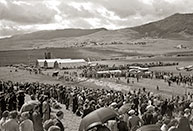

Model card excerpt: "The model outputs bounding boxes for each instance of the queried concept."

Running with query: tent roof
[37,59,86,63]
[59,59,86,64]
[37,59,61,62]
[97,70,122,74]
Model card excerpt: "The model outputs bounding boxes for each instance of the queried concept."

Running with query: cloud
[0,0,57,24]
[1,0,193,37]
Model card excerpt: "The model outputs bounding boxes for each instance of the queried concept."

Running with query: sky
[0,0,193,38]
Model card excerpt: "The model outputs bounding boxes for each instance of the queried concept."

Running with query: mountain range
[0,13,193,50]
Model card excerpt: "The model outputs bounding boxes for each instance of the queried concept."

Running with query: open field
[0,44,193,66]
[0,55,193,131]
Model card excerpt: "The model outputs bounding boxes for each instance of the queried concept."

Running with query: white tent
[36,59,46,67]
[36,59,62,68]
[97,70,122,74]
[36,58,87,68]
[59,59,87,69]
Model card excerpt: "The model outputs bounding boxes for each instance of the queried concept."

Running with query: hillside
[131,13,193,39]
[0,28,107,41]
[0,13,193,51]
[0,28,141,50]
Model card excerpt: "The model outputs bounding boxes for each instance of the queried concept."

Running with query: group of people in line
[1,78,193,131]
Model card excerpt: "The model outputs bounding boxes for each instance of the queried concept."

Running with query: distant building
[36,59,62,68]
[58,59,87,69]
[36,58,87,69]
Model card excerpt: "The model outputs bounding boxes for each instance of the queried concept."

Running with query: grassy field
[0,47,142,66]
[0,45,193,66]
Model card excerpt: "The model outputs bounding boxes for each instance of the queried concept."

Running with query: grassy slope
[132,13,193,39]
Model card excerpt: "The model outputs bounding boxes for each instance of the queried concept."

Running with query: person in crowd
[53,111,65,131]
[72,94,78,113]
[168,119,178,131]
[128,109,143,131]
[43,119,55,131]
[7,92,17,111]
[19,112,34,131]
[160,118,170,131]
[142,107,154,125]
[82,103,92,118]
[107,117,118,131]
[178,111,192,131]
[2,110,19,131]
[17,92,25,111]
[117,115,128,131]
[0,94,6,118]
[0,111,9,131]
[42,96,51,122]
[65,91,70,110]
[32,105,44,131]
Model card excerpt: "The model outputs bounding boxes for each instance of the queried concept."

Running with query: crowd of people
[0,78,193,131]
[80,63,193,87]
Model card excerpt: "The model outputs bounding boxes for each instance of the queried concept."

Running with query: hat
[43,119,55,131]
[163,118,170,125]
[128,109,135,115]
[146,105,154,112]
[119,115,124,120]
[9,111,18,119]
[56,111,63,117]
[48,126,61,131]
[2,110,9,117]
[184,108,190,113]
[21,112,30,119]
[110,102,117,106]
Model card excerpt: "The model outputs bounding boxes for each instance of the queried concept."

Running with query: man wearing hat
[48,126,61,131]
[117,115,128,131]
[178,111,191,131]
[53,111,65,131]
[42,96,51,122]
[128,109,143,131]
[142,107,154,125]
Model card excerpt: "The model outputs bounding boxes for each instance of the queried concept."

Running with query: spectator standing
[19,112,34,131]
[0,111,9,131]
[128,110,143,131]
[42,96,51,122]
[117,115,128,131]
[32,105,44,131]
[178,111,191,131]
[2,111,19,131]
[53,111,65,131]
